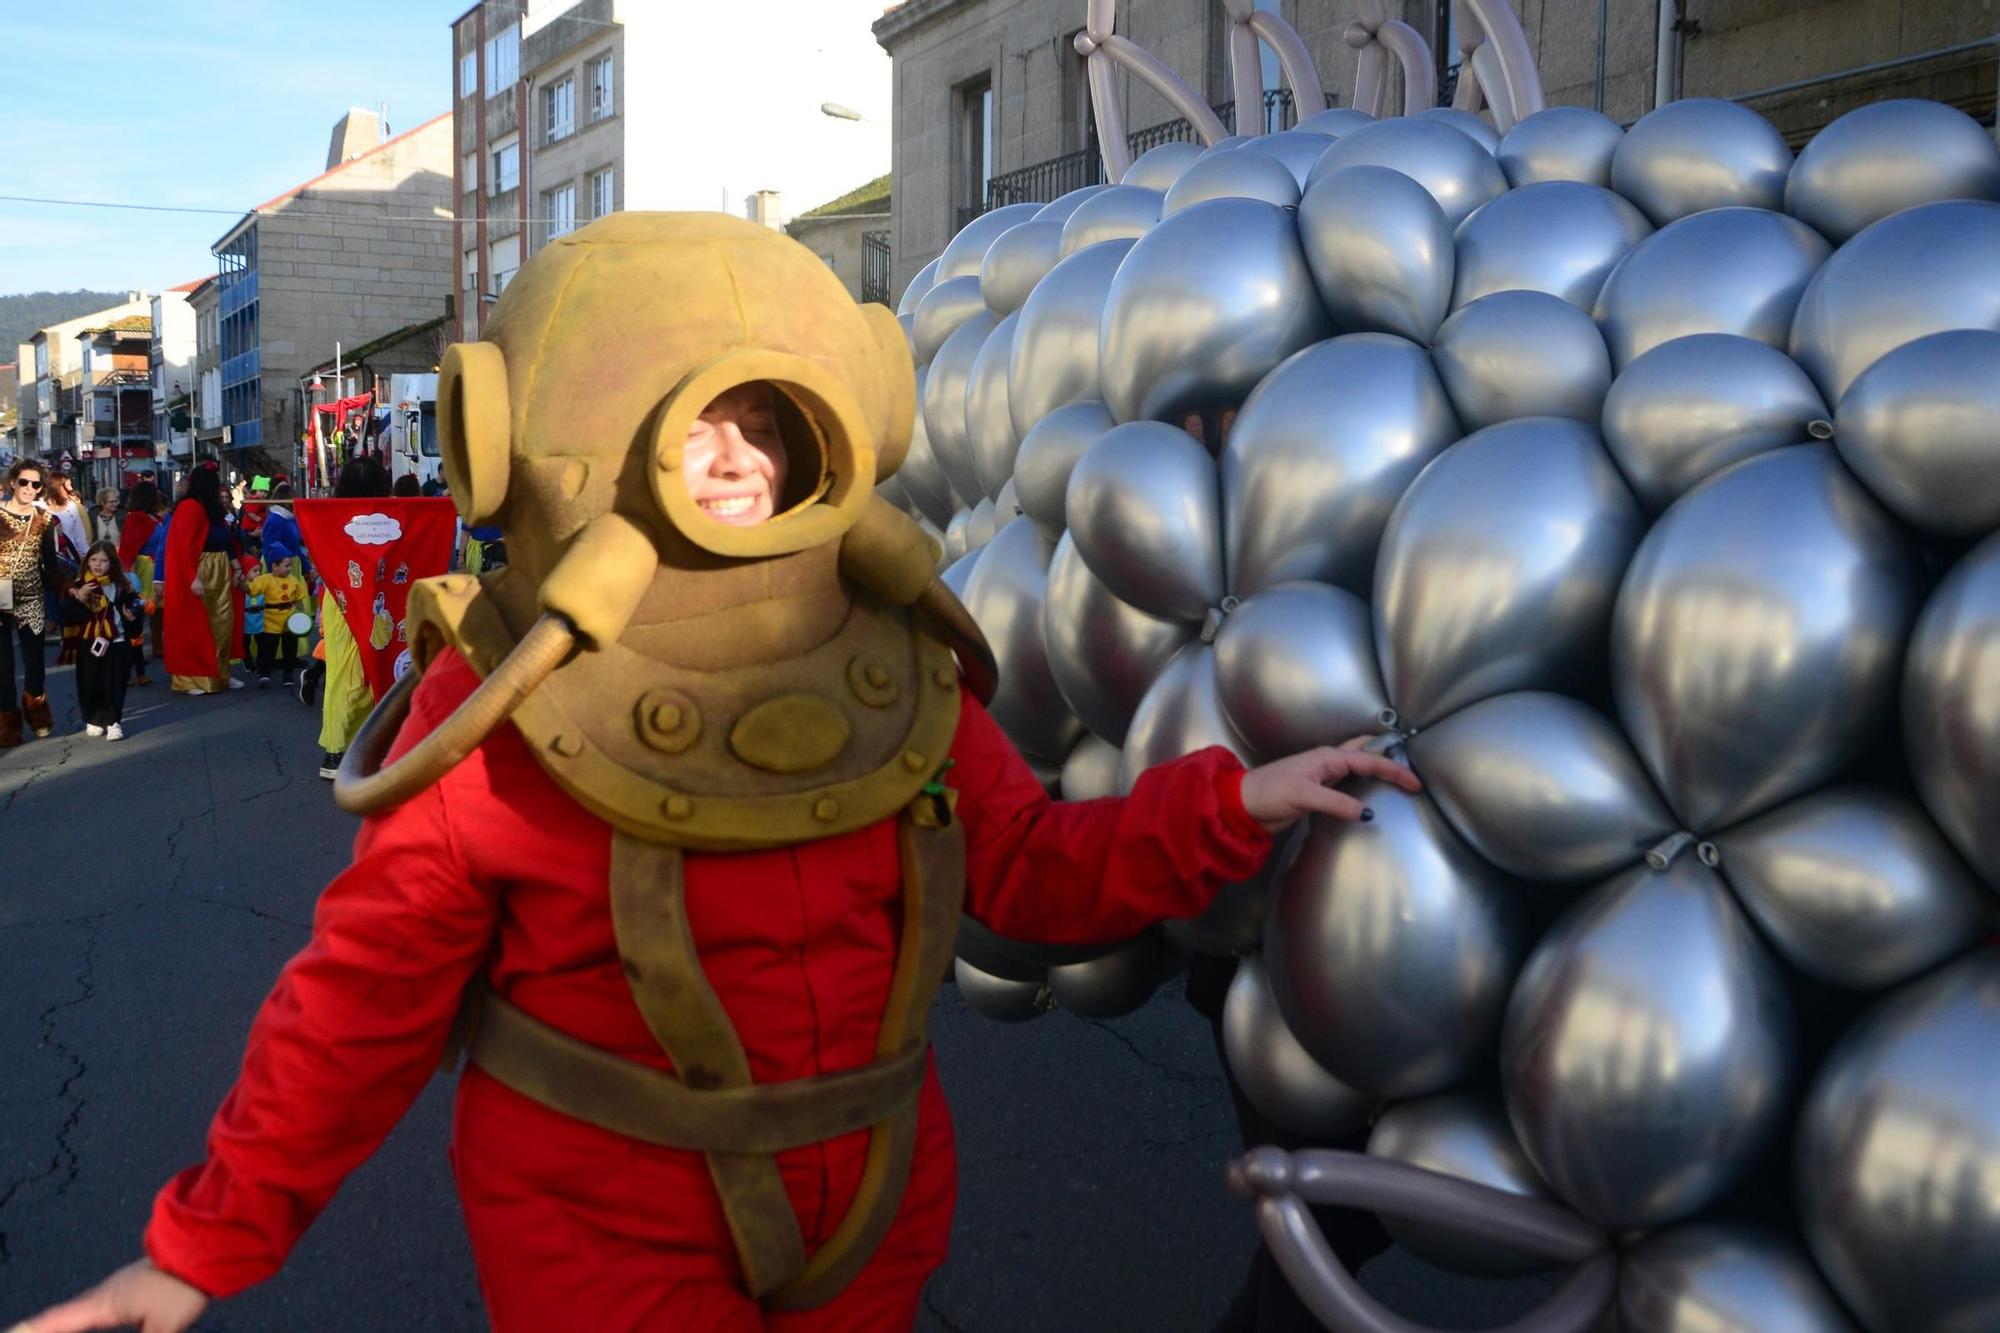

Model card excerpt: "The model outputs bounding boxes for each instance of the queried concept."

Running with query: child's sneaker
[84,723,104,737]
[320,751,344,780]
[228,677,246,690]
[105,723,124,741]
[259,675,271,689]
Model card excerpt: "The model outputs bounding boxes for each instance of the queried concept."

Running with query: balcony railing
[980,89,1308,216]
[862,229,892,304]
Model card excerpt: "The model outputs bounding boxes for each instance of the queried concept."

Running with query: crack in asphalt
[0,729,84,817]
[0,926,101,1262]
[1070,1013,1216,1089]
[181,893,314,933]
[922,1281,970,1333]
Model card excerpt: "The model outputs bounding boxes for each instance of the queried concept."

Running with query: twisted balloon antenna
[1082,0,1548,182]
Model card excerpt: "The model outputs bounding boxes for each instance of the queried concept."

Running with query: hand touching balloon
[1238,739,1423,833]
[14,1258,207,1333]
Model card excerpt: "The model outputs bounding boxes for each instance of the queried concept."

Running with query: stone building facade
[872,0,1999,297]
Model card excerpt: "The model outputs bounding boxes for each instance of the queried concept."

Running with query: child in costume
[246,552,308,688]
[64,541,141,740]
[24,215,1417,1333]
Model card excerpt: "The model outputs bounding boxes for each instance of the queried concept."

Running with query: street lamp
[820,102,863,121]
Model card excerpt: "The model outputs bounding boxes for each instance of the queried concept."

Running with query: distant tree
[0,290,130,356]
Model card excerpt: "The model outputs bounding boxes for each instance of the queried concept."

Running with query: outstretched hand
[15,1258,207,1333]
[1238,738,1423,834]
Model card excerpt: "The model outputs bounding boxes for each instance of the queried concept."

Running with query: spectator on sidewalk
[0,459,62,745]
[64,540,140,741]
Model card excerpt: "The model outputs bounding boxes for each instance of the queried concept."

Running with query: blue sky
[0,2,461,295]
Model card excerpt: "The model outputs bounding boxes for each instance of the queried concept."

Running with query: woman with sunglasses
[0,459,62,744]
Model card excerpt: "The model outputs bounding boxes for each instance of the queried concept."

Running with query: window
[956,76,994,215]
[588,52,614,122]
[490,235,520,295]
[544,77,575,143]
[545,184,577,241]
[484,24,519,90]
[459,50,478,97]
[460,150,477,192]
[490,135,519,194]
[590,166,615,219]
[462,247,479,294]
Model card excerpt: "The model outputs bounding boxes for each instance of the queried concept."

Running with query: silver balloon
[963,493,999,553]
[1451,180,1652,312]
[1237,129,1338,189]
[1610,97,1792,226]
[1058,732,1123,801]
[934,201,1044,281]
[1007,237,1135,439]
[1162,148,1301,215]
[897,365,959,528]
[1593,207,1831,369]
[1788,199,2000,403]
[1613,444,1919,832]
[1065,420,1223,621]
[921,307,998,503]
[896,255,940,317]
[954,956,1050,1023]
[979,217,1064,316]
[1600,332,1829,513]
[1013,399,1113,542]
[961,516,1082,763]
[1099,198,1330,424]
[1223,334,1460,600]
[1305,117,1508,229]
[1620,1223,1859,1333]
[1430,290,1612,430]
[1058,184,1163,258]
[964,310,1020,500]
[1835,328,2000,539]
[1047,933,1166,1019]
[1213,582,1388,763]
[1198,134,1253,158]
[1374,417,1643,729]
[1295,107,1374,139]
[1496,106,1625,188]
[1904,534,2000,889]
[1408,691,1675,884]
[1785,98,2000,245]
[1265,782,1528,1098]
[1120,140,1204,192]
[1223,956,1375,1140]
[1415,107,1500,155]
[940,514,974,575]
[895,310,915,351]
[1032,183,1111,225]
[1043,531,1195,747]
[994,476,1020,523]
[1715,785,1994,991]
[1797,951,2000,1333]
[911,272,987,365]
[1298,165,1454,344]
[1118,642,1252,792]
[1501,857,1795,1231]
[1366,1089,1557,1278]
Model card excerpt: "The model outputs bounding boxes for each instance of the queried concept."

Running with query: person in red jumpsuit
[24,274,1419,1333]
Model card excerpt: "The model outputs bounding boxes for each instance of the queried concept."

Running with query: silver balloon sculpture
[1059,732,1123,801]
[1047,932,1170,1019]
[896,255,940,317]
[964,309,1021,499]
[1043,531,1194,747]
[1065,420,1225,621]
[1414,106,1500,155]
[1119,141,1204,192]
[1212,581,1388,762]
[961,516,1083,763]
[1365,1089,1558,1277]
[1374,416,1643,728]
[1222,956,1376,1140]
[1429,290,1612,429]
[1058,183,1164,257]
[1098,197,1330,424]
[1407,691,1675,884]
[1012,399,1114,541]
[1903,533,2000,890]
[911,272,987,365]
[1032,182,1112,225]
[1304,117,1508,228]
[1833,328,2000,540]
[1238,128,1339,188]
[1797,951,2000,1333]
[1223,333,1460,600]
[1451,179,1651,312]
[1619,1223,1859,1333]
[979,217,1066,316]
[1502,855,1796,1231]
[1788,199,2000,403]
[1599,332,1830,512]
[1161,147,1302,215]
[933,201,1044,281]
[1118,641,1251,794]
[954,956,1051,1023]
[1593,206,1831,369]
[1713,784,1994,991]
[1783,98,2000,245]
[1266,781,1528,1099]
[922,305,999,502]
[1298,165,1454,345]
[897,366,959,528]
[1495,105,1623,188]
[1007,237,1135,439]
[1609,97,1793,225]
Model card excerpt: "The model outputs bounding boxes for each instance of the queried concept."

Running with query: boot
[22,692,52,738]
[0,709,21,747]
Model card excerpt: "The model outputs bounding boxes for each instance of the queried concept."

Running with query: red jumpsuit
[145,646,1272,1330]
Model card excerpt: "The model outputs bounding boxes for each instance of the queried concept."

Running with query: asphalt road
[1,648,1544,1331]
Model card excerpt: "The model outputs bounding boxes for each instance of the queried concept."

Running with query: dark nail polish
[1360,808,1375,822]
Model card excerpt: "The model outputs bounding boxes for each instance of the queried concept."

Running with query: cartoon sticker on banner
[396,617,407,644]
[369,592,393,651]
[393,563,408,585]
[392,648,414,681]
[347,560,362,589]
[375,556,387,583]
[335,589,348,614]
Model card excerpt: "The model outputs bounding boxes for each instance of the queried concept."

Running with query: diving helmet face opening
[650,352,878,560]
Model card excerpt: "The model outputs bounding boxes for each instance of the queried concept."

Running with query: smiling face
[9,469,44,506]
[683,382,790,527]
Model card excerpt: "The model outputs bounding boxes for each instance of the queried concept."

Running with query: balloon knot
[1199,595,1242,644]
[1343,20,1377,49]
[1074,31,1101,55]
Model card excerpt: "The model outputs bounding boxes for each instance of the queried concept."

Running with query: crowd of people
[0,452,490,772]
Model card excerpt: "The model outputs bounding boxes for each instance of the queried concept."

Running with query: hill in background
[0,290,131,359]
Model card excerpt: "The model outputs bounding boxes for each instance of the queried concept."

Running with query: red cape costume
[161,498,249,679]
[144,647,1269,1330]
